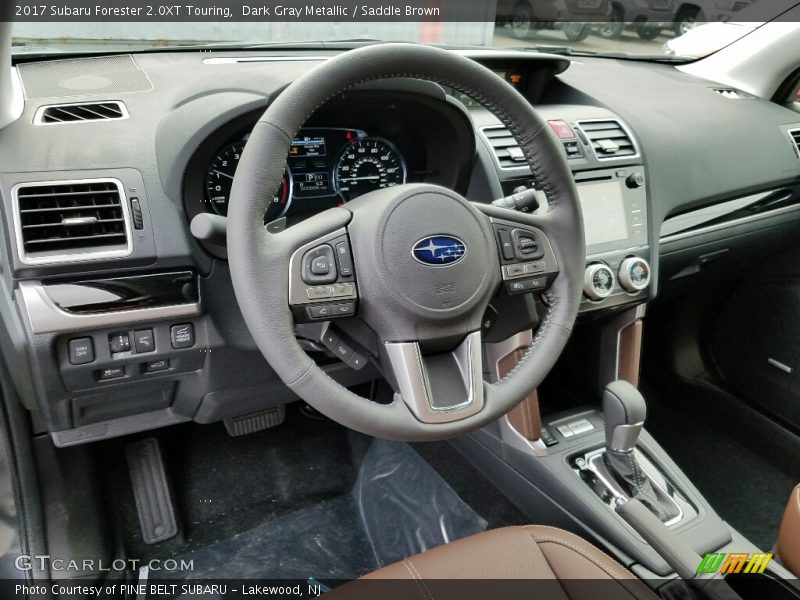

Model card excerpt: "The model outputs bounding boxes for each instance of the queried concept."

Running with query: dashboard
[2,48,800,447]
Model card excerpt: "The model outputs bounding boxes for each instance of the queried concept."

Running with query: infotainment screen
[577,180,629,246]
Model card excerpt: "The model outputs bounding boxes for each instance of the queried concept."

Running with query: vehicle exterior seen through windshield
[10,0,769,60]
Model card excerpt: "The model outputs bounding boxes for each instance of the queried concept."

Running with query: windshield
[9,0,788,60]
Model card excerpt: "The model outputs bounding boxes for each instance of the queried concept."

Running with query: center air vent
[482,126,527,169]
[34,101,128,124]
[14,179,132,264]
[577,119,638,160]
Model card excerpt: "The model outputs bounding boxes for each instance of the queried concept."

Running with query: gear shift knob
[603,380,647,452]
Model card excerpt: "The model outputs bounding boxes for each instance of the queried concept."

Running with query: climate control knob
[583,264,616,300]
[618,257,651,292]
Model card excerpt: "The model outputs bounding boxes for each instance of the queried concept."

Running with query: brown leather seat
[776,484,800,577]
[329,525,658,600]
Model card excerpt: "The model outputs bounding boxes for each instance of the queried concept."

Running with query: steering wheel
[227,43,585,441]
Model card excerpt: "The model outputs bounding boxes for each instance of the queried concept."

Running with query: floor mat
[642,376,800,550]
[156,495,376,580]
[141,434,488,579]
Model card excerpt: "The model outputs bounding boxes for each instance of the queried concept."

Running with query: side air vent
[577,119,638,160]
[789,129,800,159]
[13,179,132,264]
[34,101,128,125]
[482,126,527,169]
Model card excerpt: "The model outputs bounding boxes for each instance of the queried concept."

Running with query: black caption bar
[11,0,497,22]
[10,0,794,23]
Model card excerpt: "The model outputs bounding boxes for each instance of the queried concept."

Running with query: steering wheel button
[335,241,355,277]
[497,229,515,260]
[307,305,332,320]
[507,279,533,294]
[333,302,356,317]
[331,341,353,361]
[506,264,526,277]
[301,245,337,285]
[331,283,354,298]
[524,261,545,274]
[311,256,330,275]
[306,286,332,300]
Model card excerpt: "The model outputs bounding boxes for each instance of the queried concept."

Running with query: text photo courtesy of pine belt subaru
[2,1,800,599]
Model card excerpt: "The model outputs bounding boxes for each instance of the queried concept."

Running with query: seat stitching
[402,559,434,600]
[524,526,640,581]
[529,533,653,600]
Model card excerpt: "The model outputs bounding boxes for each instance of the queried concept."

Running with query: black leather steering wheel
[227,43,585,441]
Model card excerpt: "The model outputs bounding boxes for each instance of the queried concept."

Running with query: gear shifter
[602,380,680,523]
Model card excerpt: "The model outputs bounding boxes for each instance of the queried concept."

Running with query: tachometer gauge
[206,139,292,221]
[334,137,407,202]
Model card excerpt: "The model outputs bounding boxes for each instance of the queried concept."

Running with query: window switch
[68,338,94,365]
[109,332,131,354]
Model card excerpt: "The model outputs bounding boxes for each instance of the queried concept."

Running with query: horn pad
[346,184,499,342]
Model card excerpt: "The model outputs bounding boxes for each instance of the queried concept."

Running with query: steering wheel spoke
[384,331,484,424]
[287,226,360,323]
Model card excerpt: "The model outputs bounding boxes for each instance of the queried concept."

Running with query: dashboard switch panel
[109,332,131,354]
[69,338,94,365]
[170,324,195,349]
[134,329,155,353]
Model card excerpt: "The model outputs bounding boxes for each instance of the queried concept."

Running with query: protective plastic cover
[354,439,487,567]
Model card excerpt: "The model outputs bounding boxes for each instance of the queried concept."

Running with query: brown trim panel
[617,319,643,388]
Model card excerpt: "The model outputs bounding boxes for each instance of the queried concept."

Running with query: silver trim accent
[575,118,641,162]
[12,178,134,266]
[485,330,549,457]
[62,216,98,226]
[33,101,129,125]
[203,56,331,64]
[385,331,484,424]
[609,422,644,452]
[660,202,800,244]
[618,257,651,292]
[768,358,793,374]
[584,449,685,527]
[583,263,616,300]
[19,281,201,335]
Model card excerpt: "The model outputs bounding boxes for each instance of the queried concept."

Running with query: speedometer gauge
[334,137,406,202]
[206,139,291,221]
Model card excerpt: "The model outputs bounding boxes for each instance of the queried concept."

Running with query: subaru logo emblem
[412,235,467,266]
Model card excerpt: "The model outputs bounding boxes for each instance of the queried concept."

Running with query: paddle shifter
[602,380,680,522]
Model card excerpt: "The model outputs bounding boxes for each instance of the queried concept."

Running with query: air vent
[789,129,800,159]
[34,101,128,125]
[14,179,132,264]
[711,88,752,99]
[577,119,638,160]
[482,126,527,169]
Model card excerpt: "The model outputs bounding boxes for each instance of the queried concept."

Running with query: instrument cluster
[204,127,408,222]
